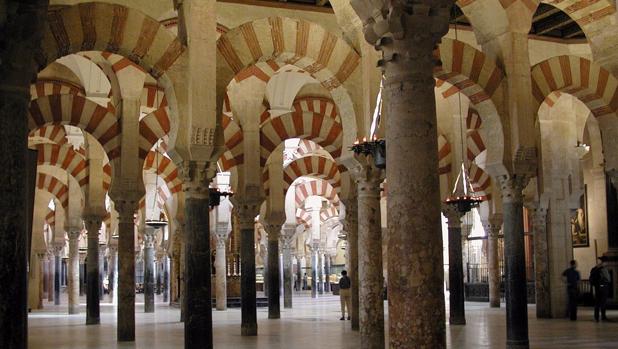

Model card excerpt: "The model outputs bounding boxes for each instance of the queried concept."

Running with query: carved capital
[232,196,262,230]
[181,160,216,200]
[83,215,104,238]
[526,202,547,234]
[441,204,464,229]
[52,242,64,256]
[350,154,384,198]
[483,214,503,238]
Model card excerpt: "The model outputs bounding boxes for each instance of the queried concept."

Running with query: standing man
[590,256,611,322]
[338,270,351,321]
[562,260,580,320]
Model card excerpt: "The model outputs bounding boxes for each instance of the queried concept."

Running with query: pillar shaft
[238,203,258,336]
[311,247,318,298]
[317,252,324,295]
[343,195,360,331]
[162,254,169,303]
[117,201,137,342]
[501,179,529,348]
[267,234,280,319]
[84,217,101,325]
[325,255,331,293]
[444,207,465,325]
[54,246,62,305]
[143,228,156,313]
[530,206,550,318]
[68,232,80,314]
[46,256,53,302]
[356,165,385,349]
[282,244,293,308]
[485,217,502,308]
[215,231,227,311]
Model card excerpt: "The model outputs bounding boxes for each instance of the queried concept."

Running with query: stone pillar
[281,225,295,308]
[68,231,80,314]
[443,206,466,325]
[46,253,53,302]
[325,254,331,293]
[529,204,550,318]
[603,173,618,302]
[499,177,530,349]
[265,224,281,319]
[143,227,156,313]
[237,199,260,336]
[215,224,229,311]
[342,194,359,331]
[79,252,86,296]
[317,251,324,295]
[182,161,215,348]
[53,243,64,306]
[483,216,502,308]
[351,2,451,346]
[108,241,118,306]
[311,244,319,298]
[84,216,102,325]
[115,199,139,342]
[98,244,106,301]
[162,252,169,303]
[353,158,385,348]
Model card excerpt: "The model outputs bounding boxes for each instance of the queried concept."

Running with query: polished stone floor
[29,292,618,348]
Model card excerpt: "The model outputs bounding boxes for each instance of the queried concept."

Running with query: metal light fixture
[209,187,233,208]
[350,136,386,169]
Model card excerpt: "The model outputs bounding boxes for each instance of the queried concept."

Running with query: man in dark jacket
[562,260,580,320]
[590,256,611,322]
[339,270,351,320]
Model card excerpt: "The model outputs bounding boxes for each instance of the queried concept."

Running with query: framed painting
[571,186,589,248]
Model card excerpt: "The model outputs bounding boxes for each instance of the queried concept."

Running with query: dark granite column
[499,177,530,349]
[342,194,359,331]
[443,206,466,325]
[529,203,550,318]
[353,158,385,348]
[162,252,169,303]
[325,255,331,293]
[311,244,319,298]
[84,216,102,325]
[317,251,324,295]
[45,254,52,302]
[483,215,502,308]
[183,161,214,348]
[68,231,81,314]
[351,2,451,346]
[0,2,48,347]
[98,244,105,301]
[143,227,156,313]
[281,225,295,308]
[265,224,281,319]
[53,243,63,305]
[115,199,139,341]
[236,198,260,336]
[603,174,618,300]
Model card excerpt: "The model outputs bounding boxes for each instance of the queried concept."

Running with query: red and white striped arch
[219,96,244,171]
[30,79,85,100]
[45,208,56,228]
[141,84,168,110]
[41,3,185,79]
[295,179,340,209]
[143,150,182,194]
[542,1,615,36]
[29,125,69,146]
[295,208,312,229]
[36,144,88,188]
[139,107,171,159]
[531,55,618,118]
[468,163,492,199]
[438,134,452,176]
[284,155,341,191]
[29,95,120,160]
[320,206,339,222]
[36,173,69,210]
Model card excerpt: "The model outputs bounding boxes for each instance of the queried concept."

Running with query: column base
[86,317,100,325]
[489,302,500,308]
[506,340,529,349]
[449,317,466,325]
[68,307,79,315]
[241,323,257,336]
[268,313,280,319]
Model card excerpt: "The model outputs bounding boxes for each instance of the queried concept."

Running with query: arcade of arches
[2,0,618,348]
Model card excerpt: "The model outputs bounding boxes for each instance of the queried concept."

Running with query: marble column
[484,216,502,308]
[342,194,360,331]
[317,251,324,295]
[443,206,466,325]
[53,243,63,306]
[325,255,331,293]
[143,227,156,313]
[79,253,86,296]
[311,244,319,298]
[162,252,169,303]
[116,199,139,342]
[266,224,281,319]
[0,2,48,346]
[237,199,260,336]
[499,177,530,349]
[46,253,53,302]
[84,216,102,325]
[108,242,118,305]
[529,204,550,318]
[215,225,229,311]
[281,226,295,308]
[351,2,451,346]
[354,159,385,348]
[98,244,106,301]
[68,231,80,314]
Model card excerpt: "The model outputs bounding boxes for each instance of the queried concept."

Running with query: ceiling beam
[535,13,574,35]
[533,6,561,23]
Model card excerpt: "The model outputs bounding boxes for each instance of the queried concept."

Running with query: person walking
[562,260,580,320]
[338,270,351,321]
[590,256,611,322]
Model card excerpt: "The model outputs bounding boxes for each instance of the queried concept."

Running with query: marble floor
[29,293,618,348]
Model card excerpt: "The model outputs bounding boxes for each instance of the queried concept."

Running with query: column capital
[52,242,64,256]
[83,215,104,237]
[180,160,217,200]
[483,214,503,238]
[349,155,384,198]
[68,230,81,240]
[232,196,262,230]
[526,202,548,233]
[441,204,464,229]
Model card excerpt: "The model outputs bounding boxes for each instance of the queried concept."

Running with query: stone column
[499,176,530,349]
[351,2,451,346]
[353,158,385,348]
[46,253,53,302]
[311,244,319,298]
[281,225,295,308]
[443,206,466,325]
[79,252,86,296]
[108,241,118,306]
[317,251,324,295]
[98,244,106,301]
[215,224,229,311]
[115,199,139,342]
[36,252,46,309]
[162,252,169,303]
[143,227,156,313]
[68,231,80,314]
[342,195,360,331]
[325,254,331,293]
[603,173,618,303]
[483,216,502,308]
[53,243,64,306]
[529,204,550,318]
[237,199,260,336]
[182,161,215,348]
[265,224,281,319]
[84,216,102,325]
